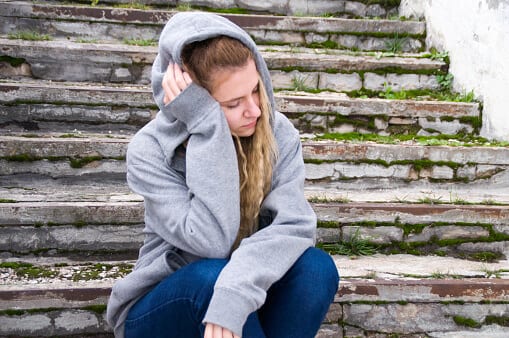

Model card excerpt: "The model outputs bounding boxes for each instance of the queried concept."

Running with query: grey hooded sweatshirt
[106,12,316,337]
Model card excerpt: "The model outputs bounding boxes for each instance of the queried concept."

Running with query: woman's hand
[162,63,193,105]
[204,323,240,338]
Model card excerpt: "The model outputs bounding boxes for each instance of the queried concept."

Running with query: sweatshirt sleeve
[127,84,241,258]
[203,113,316,336]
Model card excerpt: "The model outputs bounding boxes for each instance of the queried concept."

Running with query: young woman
[107,12,339,338]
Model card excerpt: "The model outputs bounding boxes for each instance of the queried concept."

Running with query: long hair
[181,36,278,250]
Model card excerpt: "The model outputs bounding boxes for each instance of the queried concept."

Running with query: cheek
[223,108,242,127]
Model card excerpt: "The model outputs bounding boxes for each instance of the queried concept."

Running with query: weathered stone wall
[400,0,509,141]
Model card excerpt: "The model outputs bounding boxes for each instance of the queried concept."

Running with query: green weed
[8,31,51,41]
[385,33,409,53]
[291,75,313,91]
[321,228,379,256]
[123,38,157,46]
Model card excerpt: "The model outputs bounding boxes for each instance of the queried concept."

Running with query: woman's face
[210,59,261,137]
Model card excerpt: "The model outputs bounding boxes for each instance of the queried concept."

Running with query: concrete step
[0,38,444,91]
[1,134,507,189]
[1,255,508,337]
[1,197,508,261]
[0,1,424,51]
[49,0,401,18]
[0,80,480,135]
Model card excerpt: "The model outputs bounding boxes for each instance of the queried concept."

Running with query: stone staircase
[1,1,508,337]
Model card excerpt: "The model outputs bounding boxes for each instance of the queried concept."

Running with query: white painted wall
[400,0,509,141]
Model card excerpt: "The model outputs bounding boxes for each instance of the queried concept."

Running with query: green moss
[0,55,26,67]
[307,40,339,49]
[485,315,509,327]
[73,220,88,228]
[307,196,351,203]
[468,251,503,263]
[315,132,509,148]
[208,7,249,14]
[0,309,25,316]
[317,220,339,228]
[4,154,38,162]
[69,156,103,168]
[1,262,58,279]
[0,199,17,203]
[123,38,157,46]
[8,31,52,41]
[399,223,427,236]
[453,315,481,328]
[83,304,107,314]
[459,116,482,130]
[0,262,32,269]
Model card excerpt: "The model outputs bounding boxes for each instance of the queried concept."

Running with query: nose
[244,94,261,118]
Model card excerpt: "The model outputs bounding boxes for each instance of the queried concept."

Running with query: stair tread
[1,255,508,306]
[1,200,507,224]
[0,37,443,70]
[2,134,508,204]
[0,79,478,111]
[2,1,425,34]
[1,133,507,159]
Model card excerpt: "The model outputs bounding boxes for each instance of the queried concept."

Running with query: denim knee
[293,247,340,298]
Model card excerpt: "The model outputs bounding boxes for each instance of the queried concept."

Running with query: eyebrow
[219,82,259,105]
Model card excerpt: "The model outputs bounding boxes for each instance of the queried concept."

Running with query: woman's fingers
[204,323,212,338]
[162,63,193,105]
[204,323,237,338]
[183,71,193,85]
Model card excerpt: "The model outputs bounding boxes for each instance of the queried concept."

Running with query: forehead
[211,59,259,102]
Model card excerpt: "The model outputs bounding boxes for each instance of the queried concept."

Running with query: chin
[238,129,256,137]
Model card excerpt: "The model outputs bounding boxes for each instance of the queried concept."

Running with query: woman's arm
[127,66,241,258]
[203,113,316,336]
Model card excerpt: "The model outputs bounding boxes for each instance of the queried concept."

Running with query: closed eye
[224,100,240,109]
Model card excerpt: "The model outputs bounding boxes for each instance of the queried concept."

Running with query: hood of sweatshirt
[151,12,276,120]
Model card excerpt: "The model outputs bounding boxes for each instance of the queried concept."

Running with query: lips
[243,120,257,128]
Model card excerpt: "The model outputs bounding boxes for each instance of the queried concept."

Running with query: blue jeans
[125,247,339,338]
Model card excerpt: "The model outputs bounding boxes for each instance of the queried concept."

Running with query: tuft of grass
[426,48,450,63]
[437,73,454,91]
[378,83,408,100]
[76,38,99,44]
[291,75,313,91]
[8,31,52,41]
[417,196,443,205]
[175,4,193,11]
[123,38,157,46]
[430,270,447,279]
[115,2,151,10]
[385,33,409,53]
[321,228,379,256]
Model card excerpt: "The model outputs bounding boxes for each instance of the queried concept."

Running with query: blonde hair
[182,36,277,250]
